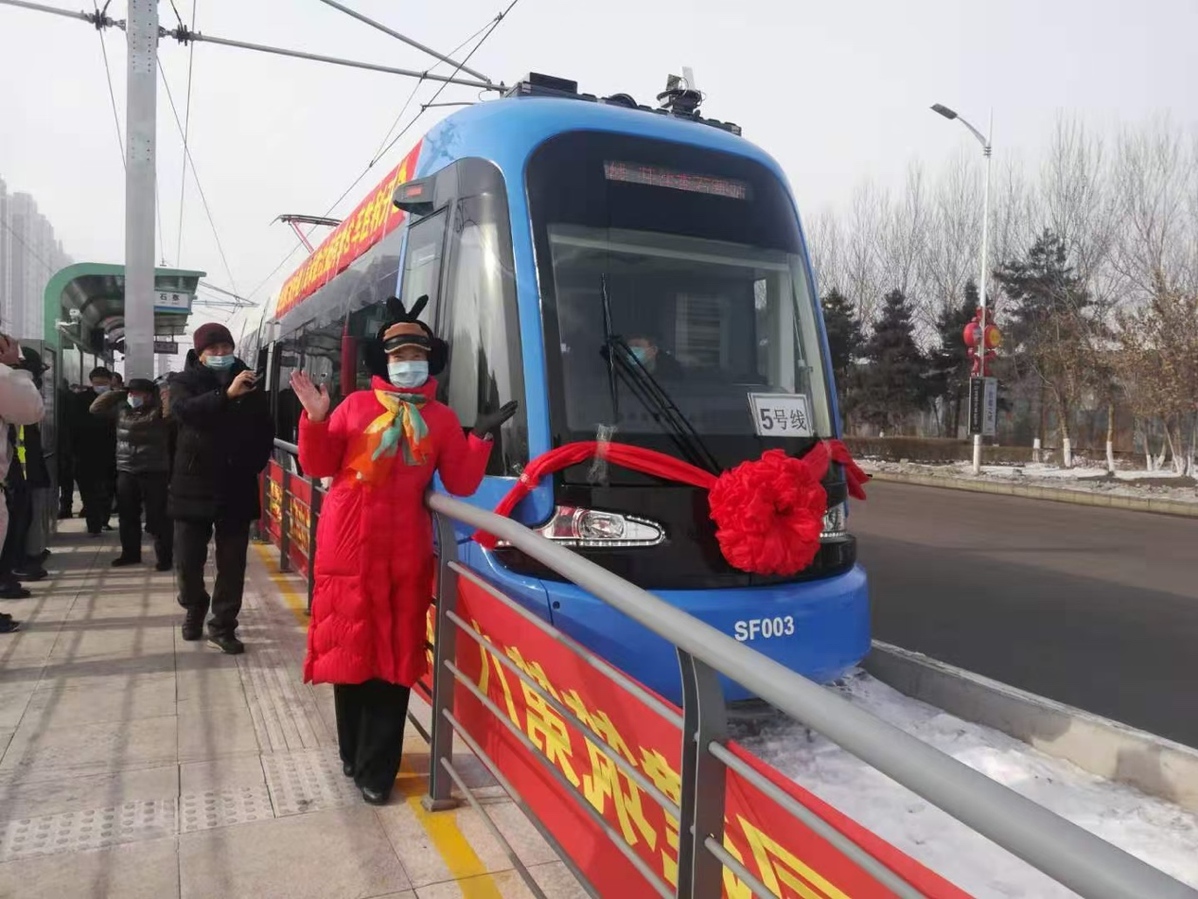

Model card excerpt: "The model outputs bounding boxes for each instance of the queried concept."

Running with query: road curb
[865,642,1198,814]
[867,470,1198,518]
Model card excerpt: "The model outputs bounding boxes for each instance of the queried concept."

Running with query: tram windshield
[527,132,834,457]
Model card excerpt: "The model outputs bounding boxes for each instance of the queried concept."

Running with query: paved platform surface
[0,520,582,899]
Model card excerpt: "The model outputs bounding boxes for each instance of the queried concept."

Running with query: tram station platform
[0,519,583,899]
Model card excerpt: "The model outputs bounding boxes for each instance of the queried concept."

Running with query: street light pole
[932,103,993,474]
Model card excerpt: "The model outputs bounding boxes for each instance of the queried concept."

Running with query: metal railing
[260,438,1197,899]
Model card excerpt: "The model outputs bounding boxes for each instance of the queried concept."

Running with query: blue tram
[241,73,870,706]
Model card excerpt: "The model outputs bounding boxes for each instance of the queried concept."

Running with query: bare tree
[1039,114,1119,307]
[807,208,846,298]
[1115,287,1198,474]
[1111,116,1194,301]
[924,149,982,325]
[842,180,890,324]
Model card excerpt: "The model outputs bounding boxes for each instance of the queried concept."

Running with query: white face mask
[388,360,429,389]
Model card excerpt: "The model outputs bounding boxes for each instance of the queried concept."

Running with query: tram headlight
[532,506,665,548]
[821,502,847,540]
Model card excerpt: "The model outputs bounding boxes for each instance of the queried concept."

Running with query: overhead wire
[173,0,198,265]
[94,0,125,170]
[157,55,239,298]
[243,9,513,302]
[372,0,520,165]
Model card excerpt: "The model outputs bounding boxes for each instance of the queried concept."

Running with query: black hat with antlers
[365,295,447,379]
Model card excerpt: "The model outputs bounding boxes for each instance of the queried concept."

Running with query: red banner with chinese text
[275,140,424,319]
[446,577,973,899]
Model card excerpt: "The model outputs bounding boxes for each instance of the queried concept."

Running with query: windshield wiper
[599,306,718,474]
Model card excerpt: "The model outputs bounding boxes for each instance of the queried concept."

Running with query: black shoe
[87,530,102,538]
[0,618,20,634]
[181,618,204,641]
[155,559,173,572]
[207,633,245,655]
[57,510,72,520]
[12,567,47,582]
[110,556,141,568]
[102,523,114,532]
[342,761,355,778]
[359,785,388,806]
[0,583,31,600]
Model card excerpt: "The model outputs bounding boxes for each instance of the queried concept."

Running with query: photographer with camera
[167,323,273,654]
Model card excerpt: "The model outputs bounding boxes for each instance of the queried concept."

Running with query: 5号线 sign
[748,393,813,437]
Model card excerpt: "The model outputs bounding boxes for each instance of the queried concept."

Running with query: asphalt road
[854,481,1198,748]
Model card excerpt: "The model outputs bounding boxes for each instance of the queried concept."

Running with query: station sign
[154,291,194,313]
[153,340,179,354]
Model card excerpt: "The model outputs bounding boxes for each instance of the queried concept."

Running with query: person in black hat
[72,366,118,535]
[290,296,518,805]
[90,376,173,570]
[167,322,273,654]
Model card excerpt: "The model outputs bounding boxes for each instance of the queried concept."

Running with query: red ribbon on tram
[474,440,869,577]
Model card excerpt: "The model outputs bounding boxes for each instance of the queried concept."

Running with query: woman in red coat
[291,297,517,805]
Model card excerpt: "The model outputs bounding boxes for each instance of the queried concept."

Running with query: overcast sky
[2,0,1196,318]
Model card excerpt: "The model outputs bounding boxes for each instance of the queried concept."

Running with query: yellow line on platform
[251,544,502,898]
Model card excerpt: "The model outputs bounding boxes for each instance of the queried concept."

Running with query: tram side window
[441,193,528,476]
[274,338,303,452]
[401,210,448,325]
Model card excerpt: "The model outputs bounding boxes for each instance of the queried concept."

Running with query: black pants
[334,680,412,795]
[174,517,251,638]
[78,471,113,534]
[58,454,75,515]
[116,472,171,564]
[0,480,30,581]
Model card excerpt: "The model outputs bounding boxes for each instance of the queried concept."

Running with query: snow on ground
[733,671,1198,898]
[860,459,1198,506]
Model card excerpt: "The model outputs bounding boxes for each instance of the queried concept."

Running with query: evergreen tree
[994,230,1099,463]
[927,280,980,437]
[858,289,929,433]
[821,289,864,385]
[820,289,865,427]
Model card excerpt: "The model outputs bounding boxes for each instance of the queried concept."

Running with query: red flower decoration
[708,449,828,576]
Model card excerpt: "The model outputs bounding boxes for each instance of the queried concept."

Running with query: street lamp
[932,102,993,474]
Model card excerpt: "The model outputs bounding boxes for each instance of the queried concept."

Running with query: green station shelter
[40,262,205,384]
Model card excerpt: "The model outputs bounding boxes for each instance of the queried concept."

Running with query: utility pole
[124,0,159,378]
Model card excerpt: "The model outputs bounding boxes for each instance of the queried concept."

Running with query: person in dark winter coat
[292,296,518,805]
[73,367,117,535]
[168,323,273,654]
[91,377,174,570]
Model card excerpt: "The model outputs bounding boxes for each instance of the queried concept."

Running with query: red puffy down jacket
[298,376,491,686]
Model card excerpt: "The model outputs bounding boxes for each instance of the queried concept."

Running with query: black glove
[472,401,519,438]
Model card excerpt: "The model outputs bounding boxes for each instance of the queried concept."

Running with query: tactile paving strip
[0,799,177,862]
[261,746,362,817]
[179,785,275,833]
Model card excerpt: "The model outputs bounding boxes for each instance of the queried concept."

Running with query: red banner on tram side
[262,463,314,578]
[275,140,424,319]
[448,576,972,899]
